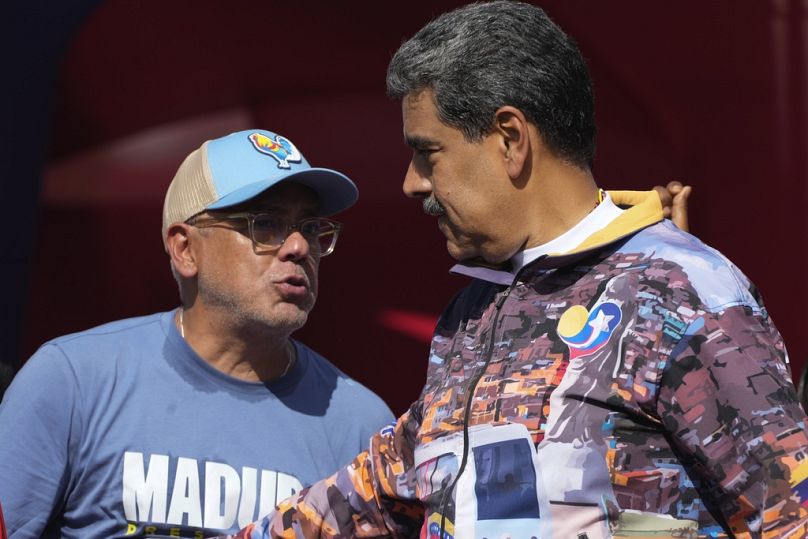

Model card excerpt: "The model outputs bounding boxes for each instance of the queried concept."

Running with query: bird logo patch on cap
[248,132,302,169]
[557,302,622,360]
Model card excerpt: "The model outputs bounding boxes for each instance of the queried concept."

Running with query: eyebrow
[404,135,438,149]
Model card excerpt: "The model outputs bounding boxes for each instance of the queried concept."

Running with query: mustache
[422,196,446,216]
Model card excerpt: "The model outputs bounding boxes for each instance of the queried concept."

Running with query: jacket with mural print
[225,191,808,539]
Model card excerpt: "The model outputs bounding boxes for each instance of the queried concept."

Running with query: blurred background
[3,0,806,414]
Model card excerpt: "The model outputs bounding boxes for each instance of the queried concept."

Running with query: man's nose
[277,230,311,261]
[402,160,432,199]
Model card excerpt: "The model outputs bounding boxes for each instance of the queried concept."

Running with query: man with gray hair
[226,2,808,538]
[0,129,393,538]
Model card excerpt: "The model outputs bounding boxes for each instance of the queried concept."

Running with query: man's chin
[259,301,313,331]
[269,312,310,334]
[448,247,489,265]
[448,241,514,267]
[446,241,473,262]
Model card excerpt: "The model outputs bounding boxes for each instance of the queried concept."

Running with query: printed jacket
[231,191,808,539]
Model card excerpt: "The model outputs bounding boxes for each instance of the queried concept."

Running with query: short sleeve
[0,344,82,538]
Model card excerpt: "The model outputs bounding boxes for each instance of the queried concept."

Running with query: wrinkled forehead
[216,182,322,216]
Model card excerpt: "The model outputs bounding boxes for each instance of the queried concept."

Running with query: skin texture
[401,89,600,264]
[164,183,321,381]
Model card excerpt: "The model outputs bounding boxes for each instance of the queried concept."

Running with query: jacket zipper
[438,285,511,538]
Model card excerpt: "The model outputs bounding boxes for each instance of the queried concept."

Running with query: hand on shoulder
[653,180,692,232]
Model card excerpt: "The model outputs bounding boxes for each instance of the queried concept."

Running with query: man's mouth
[274,275,310,297]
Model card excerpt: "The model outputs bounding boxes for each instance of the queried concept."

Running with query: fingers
[653,185,673,218]
[671,185,691,232]
[653,181,692,231]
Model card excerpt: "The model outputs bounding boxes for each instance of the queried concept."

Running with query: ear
[165,223,199,278]
[492,106,531,180]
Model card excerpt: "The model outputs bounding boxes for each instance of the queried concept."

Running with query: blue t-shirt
[0,311,394,538]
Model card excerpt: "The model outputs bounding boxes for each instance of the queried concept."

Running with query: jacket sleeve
[224,405,425,539]
[0,344,80,538]
[657,304,808,537]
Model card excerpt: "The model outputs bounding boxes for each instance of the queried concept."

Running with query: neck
[176,306,295,382]
[521,159,599,249]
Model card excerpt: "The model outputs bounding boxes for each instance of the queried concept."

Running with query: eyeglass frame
[185,211,343,257]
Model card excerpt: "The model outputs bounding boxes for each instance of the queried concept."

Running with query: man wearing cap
[0,130,394,538]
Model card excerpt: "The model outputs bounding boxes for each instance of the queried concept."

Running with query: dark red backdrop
[10,0,808,414]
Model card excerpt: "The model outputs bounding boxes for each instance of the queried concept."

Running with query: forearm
[219,411,424,538]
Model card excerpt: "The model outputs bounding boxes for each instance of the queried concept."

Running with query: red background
[7,0,807,414]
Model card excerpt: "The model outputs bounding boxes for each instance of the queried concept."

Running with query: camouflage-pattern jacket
[227,191,808,539]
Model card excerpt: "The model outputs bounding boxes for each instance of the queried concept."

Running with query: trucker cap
[162,129,358,239]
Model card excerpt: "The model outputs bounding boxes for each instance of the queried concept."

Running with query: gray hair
[387,0,596,169]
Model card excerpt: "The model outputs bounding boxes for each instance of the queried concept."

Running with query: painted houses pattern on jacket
[226,191,808,539]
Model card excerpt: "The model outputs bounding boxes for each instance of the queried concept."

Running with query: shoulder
[45,311,169,357]
[18,312,171,385]
[52,311,169,347]
[294,341,393,421]
[621,221,761,313]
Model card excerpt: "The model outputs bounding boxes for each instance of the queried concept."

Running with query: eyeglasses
[187,212,342,256]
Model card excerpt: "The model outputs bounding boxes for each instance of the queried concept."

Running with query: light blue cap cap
[162,129,358,239]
